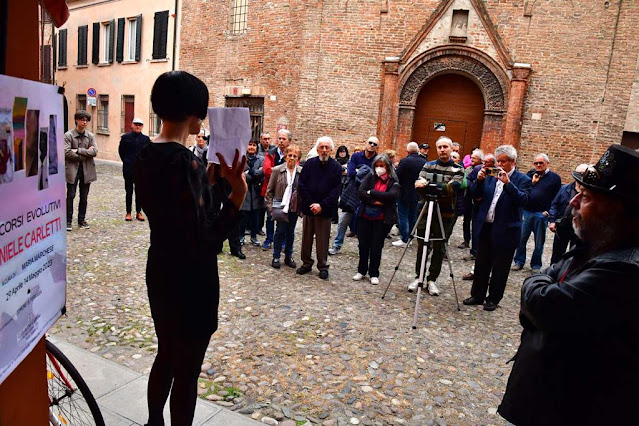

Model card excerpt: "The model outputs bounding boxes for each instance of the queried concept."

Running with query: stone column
[503,63,532,147]
[395,105,416,152]
[377,57,400,151]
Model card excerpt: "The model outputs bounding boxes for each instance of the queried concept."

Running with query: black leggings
[146,329,211,426]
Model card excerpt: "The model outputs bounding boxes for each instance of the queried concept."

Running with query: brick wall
[180,0,639,181]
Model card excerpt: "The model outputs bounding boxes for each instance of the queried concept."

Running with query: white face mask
[375,166,387,177]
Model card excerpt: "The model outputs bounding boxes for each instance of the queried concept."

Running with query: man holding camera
[463,145,531,311]
[499,144,639,425]
[512,153,561,273]
[408,136,464,295]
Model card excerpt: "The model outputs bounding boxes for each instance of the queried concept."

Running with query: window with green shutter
[152,11,169,59]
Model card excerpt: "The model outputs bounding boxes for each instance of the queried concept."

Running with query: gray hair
[472,148,485,161]
[452,142,461,149]
[535,153,550,163]
[316,135,335,150]
[436,136,452,147]
[277,129,293,141]
[371,154,397,181]
[260,131,271,138]
[406,142,419,153]
[494,145,518,163]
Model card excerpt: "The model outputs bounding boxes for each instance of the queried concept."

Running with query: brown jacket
[65,128,98,184]
[265,163,301,213]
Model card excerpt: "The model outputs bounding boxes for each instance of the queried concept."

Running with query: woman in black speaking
[134,71,247,426]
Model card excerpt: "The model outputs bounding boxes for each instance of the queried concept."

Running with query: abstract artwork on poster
[39,128,49,190]
[0,107,13,184]
[25,109,39,177]
[48,115,58,175]
[12,97,27,171]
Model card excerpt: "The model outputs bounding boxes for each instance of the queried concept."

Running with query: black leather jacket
[499,245,639,426]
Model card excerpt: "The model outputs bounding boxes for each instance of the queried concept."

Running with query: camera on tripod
[422,172,446,197]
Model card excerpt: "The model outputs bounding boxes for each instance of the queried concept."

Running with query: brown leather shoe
[462,272,474,281]
[125,213,133,221]
[136,212,145,221]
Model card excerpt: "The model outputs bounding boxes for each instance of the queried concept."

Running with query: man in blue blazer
[463,145,532,311]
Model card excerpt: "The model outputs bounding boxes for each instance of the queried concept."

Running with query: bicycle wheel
[46,339,105,426]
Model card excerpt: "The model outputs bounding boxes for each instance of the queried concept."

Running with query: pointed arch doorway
[412,73,485,160]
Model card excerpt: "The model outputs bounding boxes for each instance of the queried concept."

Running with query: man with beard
[297,136,342,280]
[499,144,639,426]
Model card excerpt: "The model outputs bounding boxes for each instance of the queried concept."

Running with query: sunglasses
[368,141,378,147]
[533,162,545,165]
[581,166,602,186]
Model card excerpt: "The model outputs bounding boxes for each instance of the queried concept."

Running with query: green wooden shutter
[152,11,169,59]
[108,19,115,63]
[116,18,125,63]
[135,14,142,61]
[92,22,100,64]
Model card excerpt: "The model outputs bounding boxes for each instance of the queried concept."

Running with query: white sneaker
[407,279,419,292]
[352,273,364,281]
[370,277,379,285]
[392,239,407,247]
[328,246,341,255]
[427,281,440,296]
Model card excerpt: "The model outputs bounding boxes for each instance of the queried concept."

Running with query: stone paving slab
[50,161,558,425]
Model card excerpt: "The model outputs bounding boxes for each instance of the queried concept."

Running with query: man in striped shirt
[408,136,465,295]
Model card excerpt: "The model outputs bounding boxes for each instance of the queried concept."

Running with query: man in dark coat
[393,141,427,247]
[296,136,342,280]
[118,117,150,221]
[499,144,639,426]
[462,145,532,311]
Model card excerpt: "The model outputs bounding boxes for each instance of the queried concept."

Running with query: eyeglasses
[368,141,378,147]
[533,162,545,166]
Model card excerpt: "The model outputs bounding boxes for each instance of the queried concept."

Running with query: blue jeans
[397,199,419,243]
[332,210,353,249]
[514,210,548,270]
[273,213,298,259]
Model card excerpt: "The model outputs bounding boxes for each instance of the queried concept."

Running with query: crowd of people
[63,71,639,426]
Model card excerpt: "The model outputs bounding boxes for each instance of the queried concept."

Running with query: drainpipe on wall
[172,0,179,70]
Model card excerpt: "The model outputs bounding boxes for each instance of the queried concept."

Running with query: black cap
[572,144,639,206]
[420,143,429,149]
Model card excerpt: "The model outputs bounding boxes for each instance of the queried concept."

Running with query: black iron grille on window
[228,0,248,35]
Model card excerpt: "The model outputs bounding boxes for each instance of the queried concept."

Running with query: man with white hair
[512,153,562,273]
[393,141,427,247]
[297,136,343,280]
[463,145,532,311]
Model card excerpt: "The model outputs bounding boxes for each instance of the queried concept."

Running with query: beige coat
[65,129,98,184]
[265,163,301,212]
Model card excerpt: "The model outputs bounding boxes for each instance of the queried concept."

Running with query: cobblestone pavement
[51,161,553,426]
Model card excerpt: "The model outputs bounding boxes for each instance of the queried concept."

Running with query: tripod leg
[435,206,460,311]
[382,201,430,299]
[412,201,434,329]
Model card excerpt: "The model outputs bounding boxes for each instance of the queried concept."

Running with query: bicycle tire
[46,339,106,426]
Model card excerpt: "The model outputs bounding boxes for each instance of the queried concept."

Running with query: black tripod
[382,195,460,329]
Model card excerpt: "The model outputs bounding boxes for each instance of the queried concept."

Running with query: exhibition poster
[0,75,66,384]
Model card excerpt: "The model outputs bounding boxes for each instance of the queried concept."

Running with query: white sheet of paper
[206,107,251,164]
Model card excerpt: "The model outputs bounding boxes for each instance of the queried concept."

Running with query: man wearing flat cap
[119,117,150,221]
[419,143,429,160]
[499,144,639,426]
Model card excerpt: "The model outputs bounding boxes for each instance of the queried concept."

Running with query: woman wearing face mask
[353,154,400,285]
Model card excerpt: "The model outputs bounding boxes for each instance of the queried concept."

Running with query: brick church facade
[179,0,639,179]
